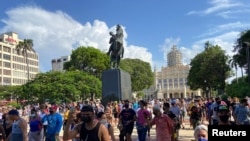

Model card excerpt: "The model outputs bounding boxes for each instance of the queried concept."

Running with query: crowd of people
[0,95,249,141]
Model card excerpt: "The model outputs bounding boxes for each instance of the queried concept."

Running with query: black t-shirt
[163,111,176,120]
[79,122,101,141]
[190,106,202,120]
[119,108,136,126]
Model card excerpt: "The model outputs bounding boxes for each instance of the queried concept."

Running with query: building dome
[167,45,182,67]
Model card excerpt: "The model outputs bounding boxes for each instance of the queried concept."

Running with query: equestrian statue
[107,24,124,69]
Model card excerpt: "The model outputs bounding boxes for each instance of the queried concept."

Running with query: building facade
[144,45,200,99]
[0,32,39,85]
[51,56,70,71]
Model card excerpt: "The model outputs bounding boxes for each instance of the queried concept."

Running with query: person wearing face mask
[193,124,208,141]
[42,105,63,141]
[28,109,43,141]
[148,106,174,141]
[97,112,116,141]
[217,103,233,125]
[63,105,110,141]
[118,100,136,141]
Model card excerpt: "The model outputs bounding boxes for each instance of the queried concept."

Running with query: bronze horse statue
[107,25,124,69]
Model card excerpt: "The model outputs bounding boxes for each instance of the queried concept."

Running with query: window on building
[3,62,11,68]
[181,93,184,98]
[3,69,11,75]
[174,78,178,83]
[164,84,167,88]
[3,46,11,53]
[3,77,11,84]
[3,54,11,60]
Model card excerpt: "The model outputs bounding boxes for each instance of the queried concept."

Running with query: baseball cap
[81,105,94,112]
[50,105,58,111]
[8,109,19,116]
[217,100,229,112]
[218,105,229,111]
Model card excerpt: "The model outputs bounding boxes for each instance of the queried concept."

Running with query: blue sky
[1,0,250,81]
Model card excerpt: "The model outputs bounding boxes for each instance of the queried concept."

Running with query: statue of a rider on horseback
[107,24,124,69]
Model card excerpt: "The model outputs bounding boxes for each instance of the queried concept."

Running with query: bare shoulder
[99,123,109,134]
[20,118,27,125]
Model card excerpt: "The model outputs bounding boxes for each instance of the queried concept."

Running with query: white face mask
[30,114,36,117]
[100,119,108,125]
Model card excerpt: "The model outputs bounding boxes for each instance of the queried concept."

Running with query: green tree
[19,71,101,103]
[0,86,21,100]
[136,91,145,99]
[120,58,154,92]
[233,30,250,77]
[16,39,35,81]
[187,42,232,95]
[229,55,239,83]
[64,47,110,78]
[225,77,250,98]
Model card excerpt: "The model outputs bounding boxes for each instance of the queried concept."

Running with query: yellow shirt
[64,110,69,120]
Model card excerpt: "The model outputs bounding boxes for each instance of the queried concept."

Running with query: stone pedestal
[101,69,132,106]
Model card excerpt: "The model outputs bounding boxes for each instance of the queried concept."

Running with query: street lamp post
[204,80,209,98]
[243,42,250,85]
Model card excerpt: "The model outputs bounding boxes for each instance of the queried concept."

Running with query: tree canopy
[233,30,250,75]
[19,71,101,104]
[64,46,110,78]
[120,58,154,92]
[187,42,232,95]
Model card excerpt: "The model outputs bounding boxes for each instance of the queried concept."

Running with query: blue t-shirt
[29,119,41,132]
[133,103,138,111]
[42,113,63,134]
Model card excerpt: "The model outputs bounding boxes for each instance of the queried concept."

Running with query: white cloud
[217,9,250,19]
[160,37,180,62]
[187,0,243,16]
[200,22,250,37]
[196,31,239,56]
[0,6,152,71]
[159,37,203,67]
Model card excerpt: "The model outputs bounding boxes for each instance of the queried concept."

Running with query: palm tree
[16,39,35,83]
[233,29,250,77]
[229,55,239,83]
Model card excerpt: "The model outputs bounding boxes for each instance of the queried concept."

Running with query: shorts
[121,125,134,135]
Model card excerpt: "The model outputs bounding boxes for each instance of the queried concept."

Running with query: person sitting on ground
[193,124,208,141]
